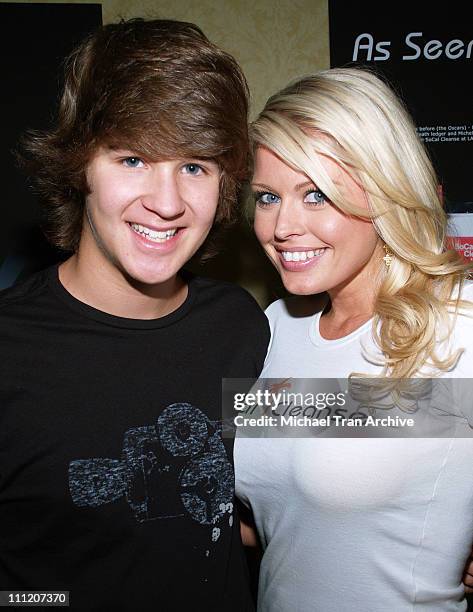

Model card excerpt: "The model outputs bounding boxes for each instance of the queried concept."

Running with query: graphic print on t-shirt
[69,403,234,536]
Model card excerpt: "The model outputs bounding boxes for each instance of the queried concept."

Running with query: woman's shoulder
[451,279,473,325]
[458,279,473,302]
[443,279,473,375]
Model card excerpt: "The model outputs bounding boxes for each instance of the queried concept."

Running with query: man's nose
[141,166,186,219]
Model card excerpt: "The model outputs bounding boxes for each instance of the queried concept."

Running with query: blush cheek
[186,182,220,226]
[306,216,344,246]
[89,181,131,216]
[314,213,374,250]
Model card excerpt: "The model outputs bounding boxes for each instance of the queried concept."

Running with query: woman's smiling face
[252,146,382,297]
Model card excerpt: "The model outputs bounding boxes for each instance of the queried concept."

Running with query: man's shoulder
[0,267,51,315]
[190,274,269,346]
[191,274,264,316]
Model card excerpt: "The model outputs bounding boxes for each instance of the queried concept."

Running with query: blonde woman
[235,68,473,611]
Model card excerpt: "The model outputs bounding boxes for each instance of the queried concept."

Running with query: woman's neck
[319,267,378,340]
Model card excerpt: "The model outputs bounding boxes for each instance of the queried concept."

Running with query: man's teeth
[281,248,325,262]
[130,223,177,242]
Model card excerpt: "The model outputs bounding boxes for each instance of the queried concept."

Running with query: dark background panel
[329,0,473,213]
[0,2,102,288]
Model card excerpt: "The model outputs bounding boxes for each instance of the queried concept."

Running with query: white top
[235,283,473,611]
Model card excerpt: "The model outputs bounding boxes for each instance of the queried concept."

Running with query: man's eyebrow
[107,146,136,152]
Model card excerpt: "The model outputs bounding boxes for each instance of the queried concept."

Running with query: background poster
[329,0,473,258]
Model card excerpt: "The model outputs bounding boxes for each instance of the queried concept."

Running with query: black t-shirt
[0,266,269,611]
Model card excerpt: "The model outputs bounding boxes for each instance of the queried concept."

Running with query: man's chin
[120,264,183,291]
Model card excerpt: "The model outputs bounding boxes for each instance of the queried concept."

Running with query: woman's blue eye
[304,189,327,206]
[183,163,203,175]
[123,157,144,168]
[255,192,281,207]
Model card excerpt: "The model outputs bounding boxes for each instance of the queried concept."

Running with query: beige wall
[7,0,329,118]
[107,0,329,120]
[3,0,330,304]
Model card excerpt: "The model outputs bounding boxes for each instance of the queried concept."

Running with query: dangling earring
[382,244,393,269]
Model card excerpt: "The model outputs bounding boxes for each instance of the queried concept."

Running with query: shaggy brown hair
[21,18,250,254]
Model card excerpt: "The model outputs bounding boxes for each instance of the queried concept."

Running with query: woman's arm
[463,546,473,593]
[237,499,261,548]
[240,516,260,547]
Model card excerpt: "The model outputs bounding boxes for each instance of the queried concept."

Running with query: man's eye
[182,163,204,175]
[122,157,145,168]
[254,192,280,207]
[304,189,327,206]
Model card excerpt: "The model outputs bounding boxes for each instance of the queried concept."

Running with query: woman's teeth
[281,248,325,262]
[130,223,177,242]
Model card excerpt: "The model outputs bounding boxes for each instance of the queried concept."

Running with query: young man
[0,19,269,611]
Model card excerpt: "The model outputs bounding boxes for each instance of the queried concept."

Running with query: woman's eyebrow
[252,180,317,191]
[294,180,314,190]
[251,182,275,191]
[251,179,336,191]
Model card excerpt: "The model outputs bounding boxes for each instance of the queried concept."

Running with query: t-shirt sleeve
[232,288,271,378]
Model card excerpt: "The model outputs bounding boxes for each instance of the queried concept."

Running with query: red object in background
[448,236,473,262]
[447,214,473,261]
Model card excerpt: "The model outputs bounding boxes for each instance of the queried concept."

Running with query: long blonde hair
[251,67,472,377]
